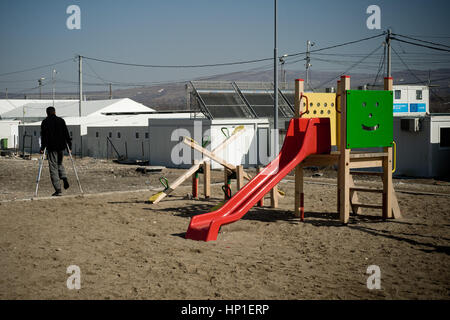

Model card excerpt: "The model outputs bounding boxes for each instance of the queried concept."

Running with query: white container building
[148,118,270,169]
[393,85,429,116]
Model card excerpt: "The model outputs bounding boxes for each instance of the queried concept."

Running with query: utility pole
[79,55,83,117]
[5,88,7,99]
[386,29,392,78]
[109,83,112,99]
[306,40,314,91]
[38,77,45,99]
[273,0,279,153]
[52,69,57,107]
[279,54,287,85]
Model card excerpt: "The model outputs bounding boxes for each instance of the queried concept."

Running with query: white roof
[0,99,73,116]
[393,85,429,90]
[1,98,154,119]
[21,112,196,128]
[87,113,200,128]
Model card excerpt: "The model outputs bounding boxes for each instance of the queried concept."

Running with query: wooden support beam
[294,78,304,216]
[294,165,304,219]
[203,160,211,199]
[350,152,389,158]
[236,165,244,191]
[350,187,383,194]
[349,160,383,169]
[336,79,342,214]
[270,185,279,208]
[349,175,362,215]
[383,76,394,219]
[339,75,351,224]
[294,78,305,118]
[350,171,383,177]
[352,203,383,209]
[382,147,393,219]
[192,160,199,199]
[183,137,253,181]
[224,168,230,201]
[257,167,264,207]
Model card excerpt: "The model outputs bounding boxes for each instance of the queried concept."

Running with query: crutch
[35,147,47,197]
[66,144,84,194]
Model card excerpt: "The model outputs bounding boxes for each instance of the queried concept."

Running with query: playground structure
[184,75,402,241]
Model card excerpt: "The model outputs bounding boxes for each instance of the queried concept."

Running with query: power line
[372,44,386,87]
[314,45,383,89]
[81,33,386,69]
[285,33,386,58]
[393,33,450,49]
[395,34,450,39]
[81,55,274,68]
[391,37,450,52]
[0,58,73,77]
[392,46,445,102]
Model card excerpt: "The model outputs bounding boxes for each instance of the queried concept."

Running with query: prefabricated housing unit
[393,114,450,178]
[148,118,271,169]
[0,120,20,149]
[393,85,429,116]
[86,113,198,160]
[17,99,154,155]
[19,116,117,155]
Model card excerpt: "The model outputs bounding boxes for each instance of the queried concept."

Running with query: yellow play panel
[300,93,337,145]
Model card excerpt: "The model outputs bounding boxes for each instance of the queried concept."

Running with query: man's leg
[47,151,62,194]
[57,151,69,189]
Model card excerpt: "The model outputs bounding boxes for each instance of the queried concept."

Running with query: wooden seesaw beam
[148,126,246,204]
[183,137,253,181]
[182,137,286,200]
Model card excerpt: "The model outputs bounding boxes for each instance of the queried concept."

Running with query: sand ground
[0,156,449,299]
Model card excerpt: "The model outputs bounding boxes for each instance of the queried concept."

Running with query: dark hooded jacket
[40,114,72,152]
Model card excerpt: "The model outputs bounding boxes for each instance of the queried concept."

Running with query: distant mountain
[10,68,450,113]
[110,68,450,113]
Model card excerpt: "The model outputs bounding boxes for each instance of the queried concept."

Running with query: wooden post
[270,186,279,208]
[294,165,304,220]
[257,167,264,207]
[203,160,211,199]
[383,77,394,219]
[339,75,351,224]
[294,78,305,118]
[236,165,244,191]
[224,167,230,200]
[336,79,341,214]
[382,146,393,219]
[294,79,305,216]
[192,160,199,199]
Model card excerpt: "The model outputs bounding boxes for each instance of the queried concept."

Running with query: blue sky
[0,0,449,94]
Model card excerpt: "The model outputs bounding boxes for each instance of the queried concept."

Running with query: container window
[145,132,149,139]
[135,132,139,139]
[108,132,112,138]
[95,132,99,138]
[395,90,401,100]
[440,127,450,148]
[416,90,422,100]
[117,132,121,139]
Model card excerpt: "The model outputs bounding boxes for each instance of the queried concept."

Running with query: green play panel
[346,90,393,149]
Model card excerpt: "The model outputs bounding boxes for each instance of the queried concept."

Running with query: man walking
[40,106,71,196]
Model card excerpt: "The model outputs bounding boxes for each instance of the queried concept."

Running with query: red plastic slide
[185,118,331,241]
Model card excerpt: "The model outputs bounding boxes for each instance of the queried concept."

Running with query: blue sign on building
[394,103,409,113]
[409,103,426,113]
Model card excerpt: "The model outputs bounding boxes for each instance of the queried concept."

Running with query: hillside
[12,68,450,113]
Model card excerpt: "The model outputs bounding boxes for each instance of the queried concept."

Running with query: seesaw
[148,126,246,204]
